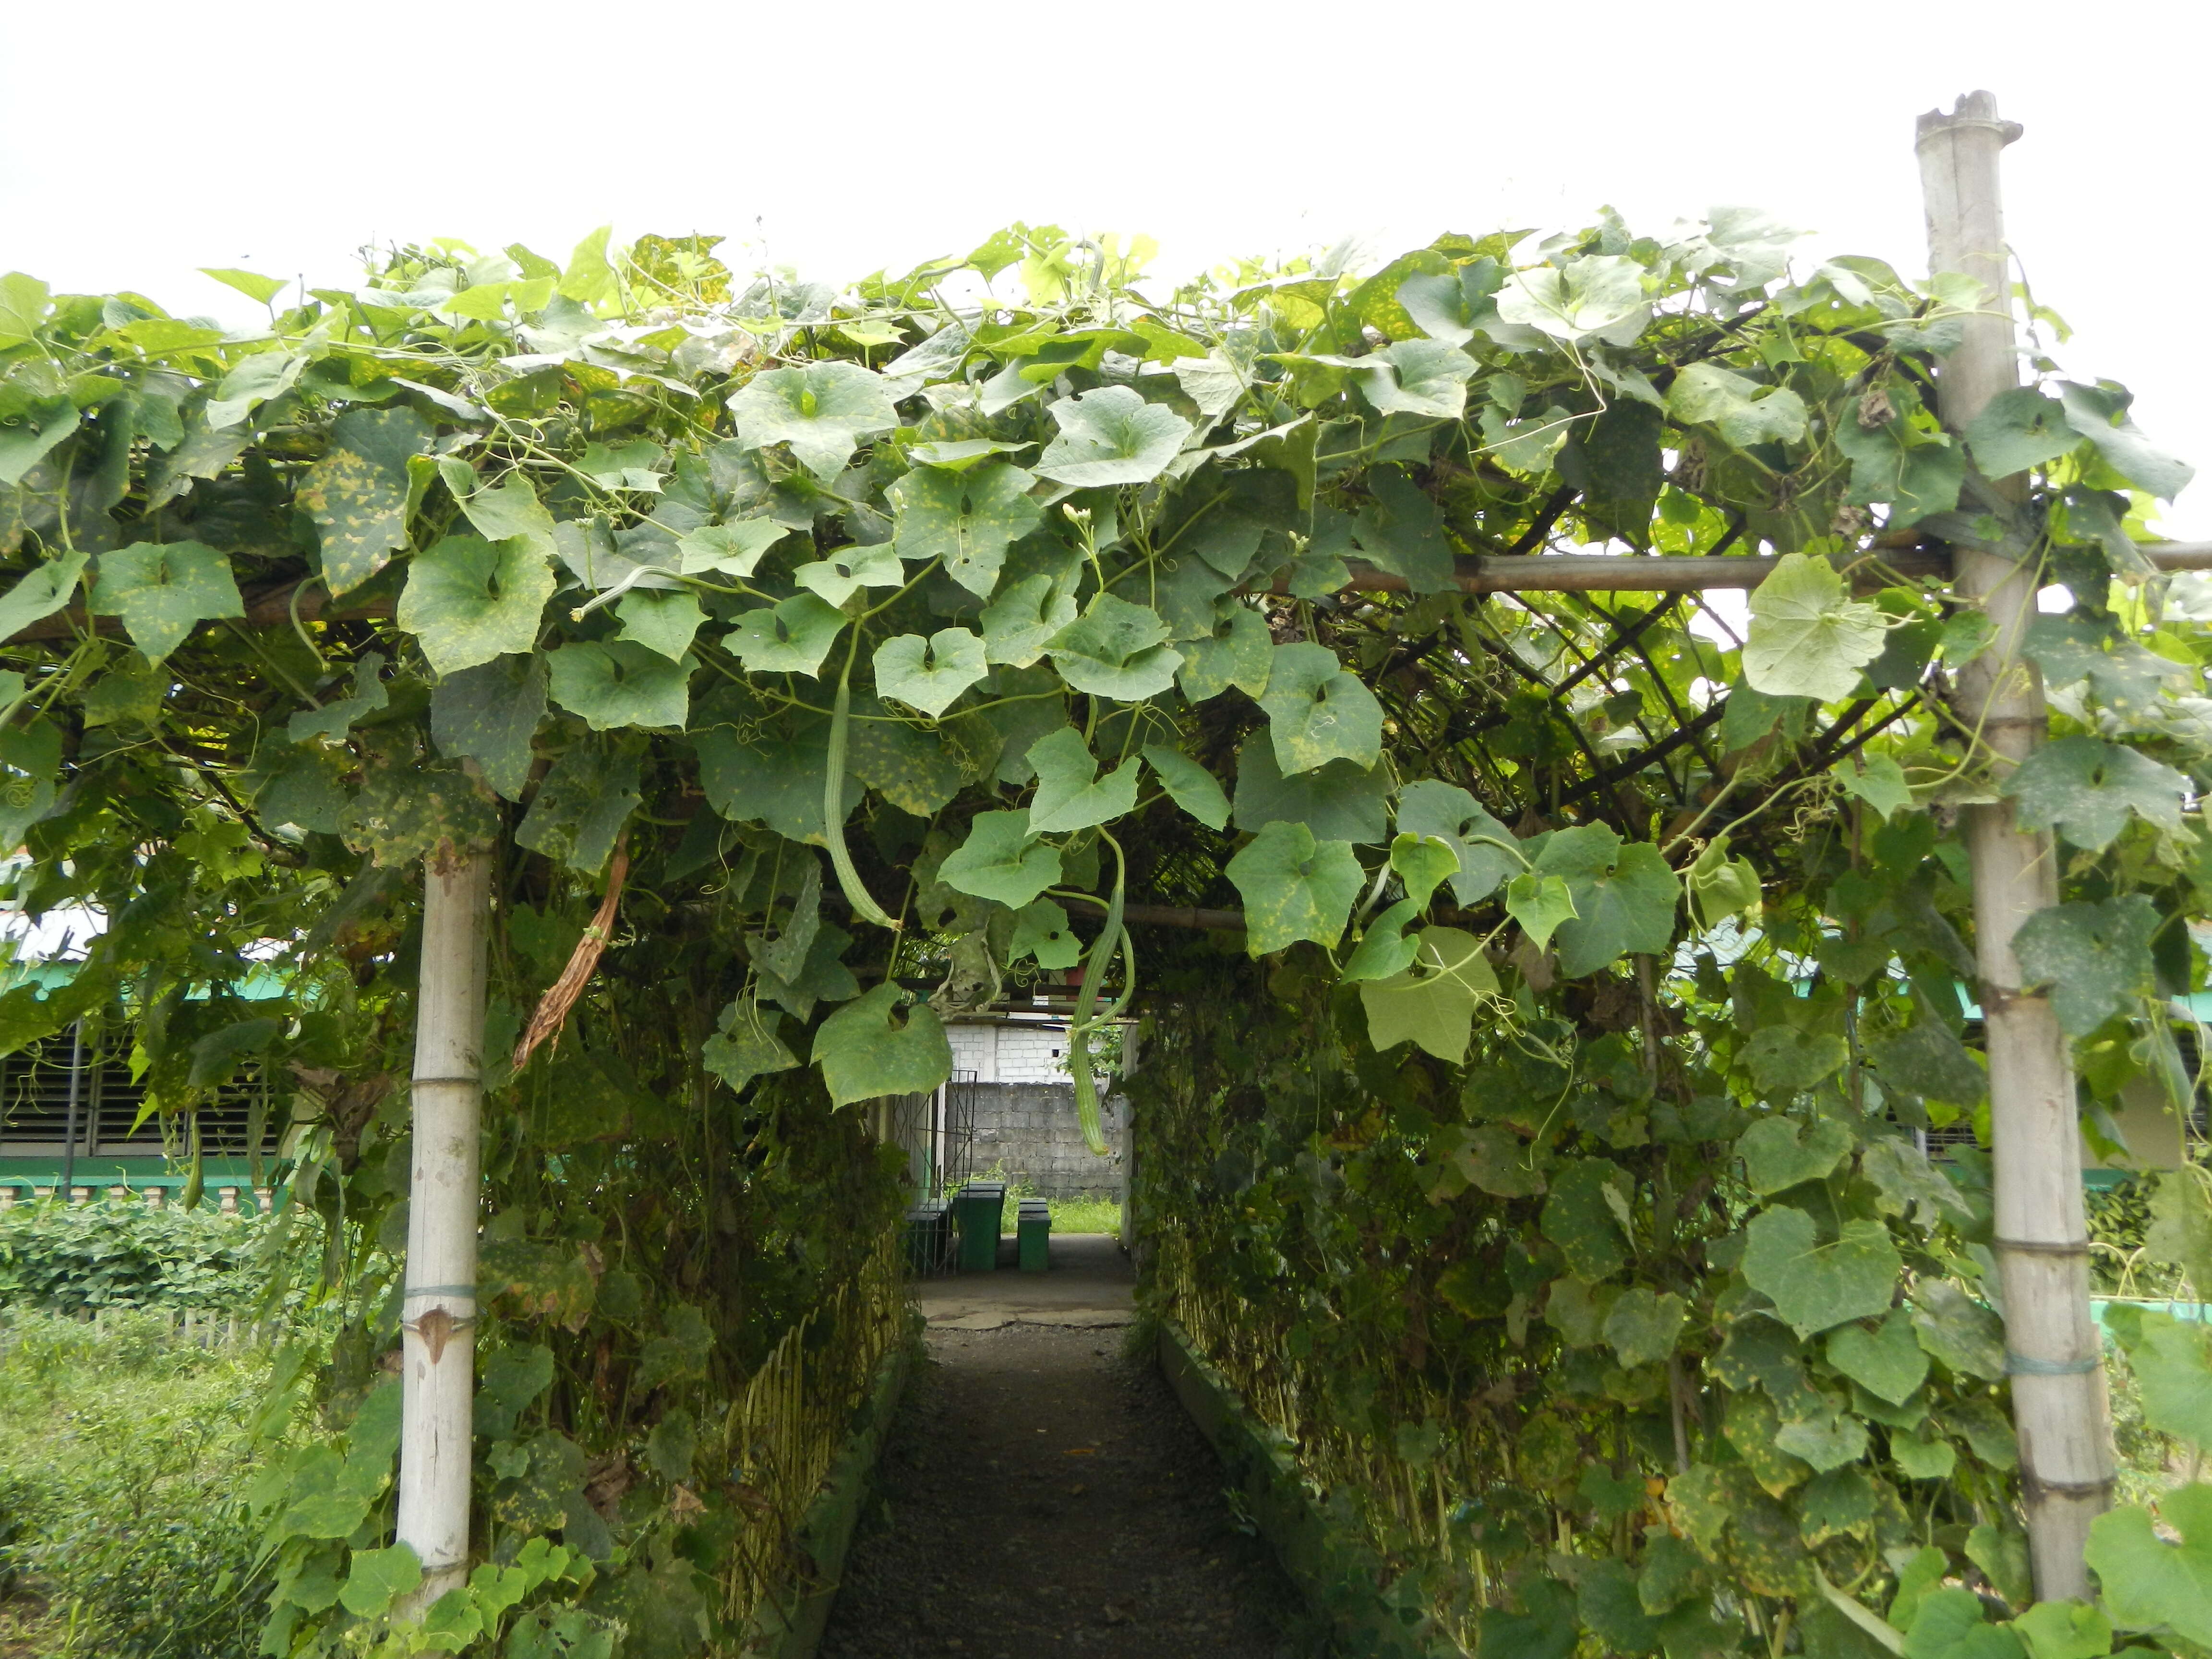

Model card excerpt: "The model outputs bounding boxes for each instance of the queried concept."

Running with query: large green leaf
[1743,553,1889,701]
[341,753,498,868]
[1232,742,1390,843]
[1911,1280,2007,1383]
[2012,894,2159,1036]
[1024,726,1140,833]
[726,593,846,677]
[1741,1029,1851,1096]
[1356,339,1477,420]
[1176,601,1273,702]
[1358,926,1497,1062]
[2086,1486,2212,1647]
[1540,1158,1631,1281]
[398,533,555,675]
[297,407,434,594]
[1035,386,1194,487]
[888,461,1042,598]
[2023,617,2189,718]
[2113,1310,2212,1448]
[2004,735,2188,852]
[546,640,691,730]
[0,550,88,641]
[725,361,900,480]
[1667,364,1808,446]
[1259,642,1383,773]
[1963,387,2081,480]
[980,572,1081,667]
[88,540,244,661]
[1604,1287,1688,1368]
[873,628,987,718]
[1010,899,1083,969]
[936,810,1062,907]
[516,734,641,874]
[1495,256,1648,344]
[0,389,78,487]
[614,589,707,662]
[1224,820,1363,954]
[811,983,952,1106]
[2057,381,2195,501]
[1736,1116,1853,1194]
[792,543,904,606]
[1741,1208,1901,1337]
[1395,780,1518,905]
[701,998,799,1095]
[1832,411,1963,528]
[1531,825,1679,978]
[1826,1309,1928,1406]
[1142,745,1230,830]
[1046,595,1181,699]
[1351,469,1455,594]
[453,470,558,556]
[428,653,545,802]
[695,720,853,846]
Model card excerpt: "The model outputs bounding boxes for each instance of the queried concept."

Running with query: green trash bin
[953,1182,1005,1272]
[1017,1199,1050,1272]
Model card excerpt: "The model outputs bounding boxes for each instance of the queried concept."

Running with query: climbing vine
[1,204,2210,1656]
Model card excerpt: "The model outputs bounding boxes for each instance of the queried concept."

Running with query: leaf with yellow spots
[298,407,434,593]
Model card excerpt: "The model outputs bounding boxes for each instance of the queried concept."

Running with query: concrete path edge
[739,1310,923,1659]
[1156,1318,1445,1659]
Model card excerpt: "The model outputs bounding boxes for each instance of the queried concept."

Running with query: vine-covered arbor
[2,91,2210,1659]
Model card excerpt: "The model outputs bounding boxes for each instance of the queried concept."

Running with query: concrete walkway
[914,1232,1136,1331]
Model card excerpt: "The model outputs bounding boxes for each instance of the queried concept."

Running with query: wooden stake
[395,845,493,1609]
[1917,88,2115,1600]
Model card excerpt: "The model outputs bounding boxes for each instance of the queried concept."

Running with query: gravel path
[818,1323,1334,1659]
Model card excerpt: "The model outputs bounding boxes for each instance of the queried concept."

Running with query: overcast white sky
[3,0,2204,533]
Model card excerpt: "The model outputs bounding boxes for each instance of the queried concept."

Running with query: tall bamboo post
[1917,89,2115,1599]
[395,846,493,1608]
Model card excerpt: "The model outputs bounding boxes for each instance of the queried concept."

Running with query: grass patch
[0,1310,272,1658]
[1044,1197,1120,1236]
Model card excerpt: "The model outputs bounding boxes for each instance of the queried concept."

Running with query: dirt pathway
[818,1322,1333,1659]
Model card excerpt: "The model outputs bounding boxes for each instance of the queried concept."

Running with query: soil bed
[818,1322,1332,1659]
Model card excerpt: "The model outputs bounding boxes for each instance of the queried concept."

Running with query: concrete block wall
[944,1019,1073,1084]
[967,1082,1125,1202]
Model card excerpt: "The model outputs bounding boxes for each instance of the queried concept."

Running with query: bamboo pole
[395,845,493,1610]
[1917,89,2114,1600]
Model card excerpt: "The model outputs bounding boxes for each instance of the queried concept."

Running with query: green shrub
[0,1201,276,1314]
[0,1310,272,1658]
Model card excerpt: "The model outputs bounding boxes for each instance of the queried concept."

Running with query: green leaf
[1532,826,1679,978]
[1036,386,1195,487]
[476,1346,555,1442]
[1833,754,1913,821]
[0,390,79,487]
[398,533,555,675]
[1902,1587,2022,1659]
[1863,1138,1975,1230]
[1604,1286,1687,1367]
[889,462,1042,598]
[614,588,707,662]
[1964,387,2081,479]
[1742,1029,1851,1095]
[557,225,617,305]
[1233,743,1390,843]
[1046,595,1181,699]
[1911,1280,2007,1382]
[1342,898,1422,983]
[0,272,51,347]
[937,810,1062,908]
[1357,339,1476,420]
[1737,1116,1853,1194]
[1025,726,1141,833]
[2145,1175,2212,1316]
[1833,411,1964,528]
[1391,831,1461,910]
[1010,899,1084,969]
[1358,926,1497,1061]
[0,550,87,641]
[1495,256,1647,344]
[1541,1158,1631,1281]
[2012,1602,2112,1659]
[1773,1408,1868,1474]
[298,408,435,594]
[678,519,787,578]
[2087,1488,2212,1646]
[1668,363,1809,446]
[2003,735,2187,852]
[2012,894,2159,1036]
[874,628,988,718]
[1142,745,1230,830]
[1176,601,1274,702]
[1506,872,1577,949]
[701,998,800,1095]
[2023,617,2189,718]
[338,1545,423,1619]
[342,756,498,868]
[1224,820,1364,954]
[695,720,853,847]
[1826,1309,1928,1406]
[726,361,900,480]
[812,983,952,1106]
[726,593,846,677]
[844,691,964,815]
[1687,833,1762,929]
[792,542,904,606]
[980,573,1081,668]
[2057,381,2195,501]
[1741,1208,1901,1337]
[1868,1020,1985,1108]
[2112,1310,2212,1446]
[1259,642,1384,773]
[547,640,691,731]
[1351,469,1456,595]
[453,470,558,556]
[88,539,244,661]
[1744,553,1889,701]
[755,922,859,1022]
[576,439,667,493]
[516,734,640,875]
[1395,780,1518,904]
[200,266,290,304]
[289,651,389,743]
